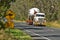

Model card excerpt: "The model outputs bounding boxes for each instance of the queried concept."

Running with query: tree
[0,0,15,29]
[10,0,60,21]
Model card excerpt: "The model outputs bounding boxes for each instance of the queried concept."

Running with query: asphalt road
[15,22,60,40]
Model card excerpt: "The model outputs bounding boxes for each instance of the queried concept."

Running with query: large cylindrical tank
[27,8,40,25]
[29,8,40,16]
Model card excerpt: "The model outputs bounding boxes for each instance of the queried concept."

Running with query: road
[15,22,60,40]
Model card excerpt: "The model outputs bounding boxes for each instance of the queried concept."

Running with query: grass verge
[0,28,32,40]
[46,21,60,28]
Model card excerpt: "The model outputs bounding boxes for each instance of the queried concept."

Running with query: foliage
[0,0,15,29]
[10,0,60,21]
[0,29,15,40]
[0,29,32,40]
[0,0,15,17]
[5,29,32,40]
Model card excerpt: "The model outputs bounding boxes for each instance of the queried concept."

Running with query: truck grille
[38,18,44,23]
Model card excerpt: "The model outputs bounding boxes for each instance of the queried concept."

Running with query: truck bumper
[33,22,46,26]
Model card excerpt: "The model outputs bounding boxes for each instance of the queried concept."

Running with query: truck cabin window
[36,14,45,17]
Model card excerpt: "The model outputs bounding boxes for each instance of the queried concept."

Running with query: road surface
[15,22,60,40]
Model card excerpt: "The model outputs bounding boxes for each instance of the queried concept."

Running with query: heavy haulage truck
[27,8,46,26]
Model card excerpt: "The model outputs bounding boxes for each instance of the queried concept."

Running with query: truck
[26,8,46,26]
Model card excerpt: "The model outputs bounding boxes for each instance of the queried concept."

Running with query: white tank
[29,8,40,16]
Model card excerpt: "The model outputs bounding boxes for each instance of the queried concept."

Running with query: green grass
[5,28,32,40]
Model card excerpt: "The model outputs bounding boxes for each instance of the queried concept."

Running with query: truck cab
[33,13,46,26]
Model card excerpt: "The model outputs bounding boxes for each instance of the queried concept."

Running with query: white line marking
[25,30,51,40]
[43,37,51,40]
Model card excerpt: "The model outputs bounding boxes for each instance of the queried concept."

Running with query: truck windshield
[36,14,45,17]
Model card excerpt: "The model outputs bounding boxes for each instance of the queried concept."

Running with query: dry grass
[0,29,32,40]
[47,21,60,28]
[0,29,15,40]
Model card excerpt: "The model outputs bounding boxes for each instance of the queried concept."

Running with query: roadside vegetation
[10,0,60,21]
[0,0,32,40]
[0,29,32,40]
[46,21,60,28]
